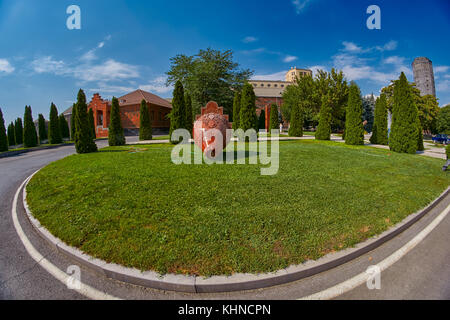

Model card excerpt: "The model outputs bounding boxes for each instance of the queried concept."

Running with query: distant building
[63,89,172,138]
[412,57,436,97]
[249,67,312,110]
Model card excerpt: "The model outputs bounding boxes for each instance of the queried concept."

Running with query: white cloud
[241,47,266,55]
[308,65,327,75]
[435,65,449,73]
[242,36,258,43]
[31,56,69,75]
[139,76,173,94]
[342,41,363,53]
[283,55,298,63]
[376,40,398,51]
[0,59,15,74]
[88,83,135,94]
[383,56,405,65]
[436,79,450,92]
[251,71,286,81]
[292,0,312,14]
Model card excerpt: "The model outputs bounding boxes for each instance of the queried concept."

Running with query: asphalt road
[0,140,449,299]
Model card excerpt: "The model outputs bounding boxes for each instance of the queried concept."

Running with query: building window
[274,84,277,87]
[267,84,271,87]
[281,84,284,88]
[260,84,264,87]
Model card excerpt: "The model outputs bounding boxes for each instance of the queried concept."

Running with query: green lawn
[26,140,449,276]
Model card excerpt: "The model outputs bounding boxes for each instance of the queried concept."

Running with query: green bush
[315,95,332,140]
[269,104,279,132]
[14,118,23,145]
[446,145,450,159]
[289,103,304,137]
[436,104,450,134]
[169,81,185,144]
[370,94,388,145]
[0,108,7,152]
[48,103,62,144]
[23,106,38,148]
[185,94,193,134]
[88,108,96,140]
[59,114,70,139]
[108,97,126,146]
[258,109,266,130]
[345,83,364,145]
[7,122,15,147]
[139,99,152,141]
[74,89,98,153]
[232,91,241,129]
[38,114,47,142]
[389,72,420,154]
[240,83,257,132]
[70,103,76,141]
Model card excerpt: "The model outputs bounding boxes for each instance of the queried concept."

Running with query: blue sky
[0,0,449,124]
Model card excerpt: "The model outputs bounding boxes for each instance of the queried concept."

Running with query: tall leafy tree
[74,89,97,153]
[14,118,23,145]
[169,80,185,144]
[139,99,152,140]
[88,108,96,140]
[239,82,257,132]
[0,108,8,152]
[389,72,420,154]
[166,48,252,116]
[70,103,76,140]
[185,93,193,134]
[23,106,38,148]
[7,122,15,147]
[417,94,440,134]
[436,104,450,134]
[289,102,304,137]
[232,91,241,129]
[38,114,47,142]
[108,97,126,146]
[345,83,364,145]
[362,94,375,133]
[315,95,332,140]
[269,104,279,131]
[48,103,62,144]
[59,114,70,139]
[370,94,388,145]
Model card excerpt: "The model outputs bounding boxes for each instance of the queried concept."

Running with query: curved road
[1,141,449,299]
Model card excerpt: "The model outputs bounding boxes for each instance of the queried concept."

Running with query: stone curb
[22,171,450,293]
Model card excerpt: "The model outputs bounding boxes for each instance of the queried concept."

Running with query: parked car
[432,134,449,144]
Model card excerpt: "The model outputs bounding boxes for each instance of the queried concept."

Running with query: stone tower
[412,57,436,97]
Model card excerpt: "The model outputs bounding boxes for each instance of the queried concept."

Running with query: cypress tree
[59,114,70,139]
[389,72,420,154]
[258,110,266,130]
[38,114,47,142]
[23,106,38,148]
[7,122,15,147]
[48,103,62,144]
[74,89,97,153]
[240,83,257,132]
[70,103,76,141]
[345,83,364,145]
[185,94,193,134]
[0,108,7,152]
[88,108,96,140]
[232,91,241,129]
[370,94,388,145]
[15,118,23,145]
[417,120,424,151]
[108,97,126,146]
[269,104,279,132]
[139,99,152,140]
[289,103,304,137]
[169,80,185,144]
[315,95,332,140]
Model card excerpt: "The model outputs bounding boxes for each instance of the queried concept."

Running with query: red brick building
[87,89,172,138]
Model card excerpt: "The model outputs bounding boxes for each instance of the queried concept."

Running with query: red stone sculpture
[193,101,231,157]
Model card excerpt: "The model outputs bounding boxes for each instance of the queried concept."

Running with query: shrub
[7,122,15,147]
[370,94,388,145]
[315,95,332,140]
[23,106,38,148]
[48,103,62,144]
[38,114,47,142]
[345,83,364,145]
[70,104,76,141]
[169,80,185,144]
[185,94,193,134]
[139,99,152,141]
[436,104,450,134]
[269,104,279,132]
[14,118,23,145]
[258,109,266,130]
[289,103,304,137]
[232,91,241,129]
[389,72,420,154]
[240,83,257,132]
[108,97,126,146]
[59,114,70,139]
[88,108,96,140]
[74,89,97,153]
[0,108,7,152]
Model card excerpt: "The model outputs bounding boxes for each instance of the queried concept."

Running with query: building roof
[118,89,172,109]
[62,106,73,116]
